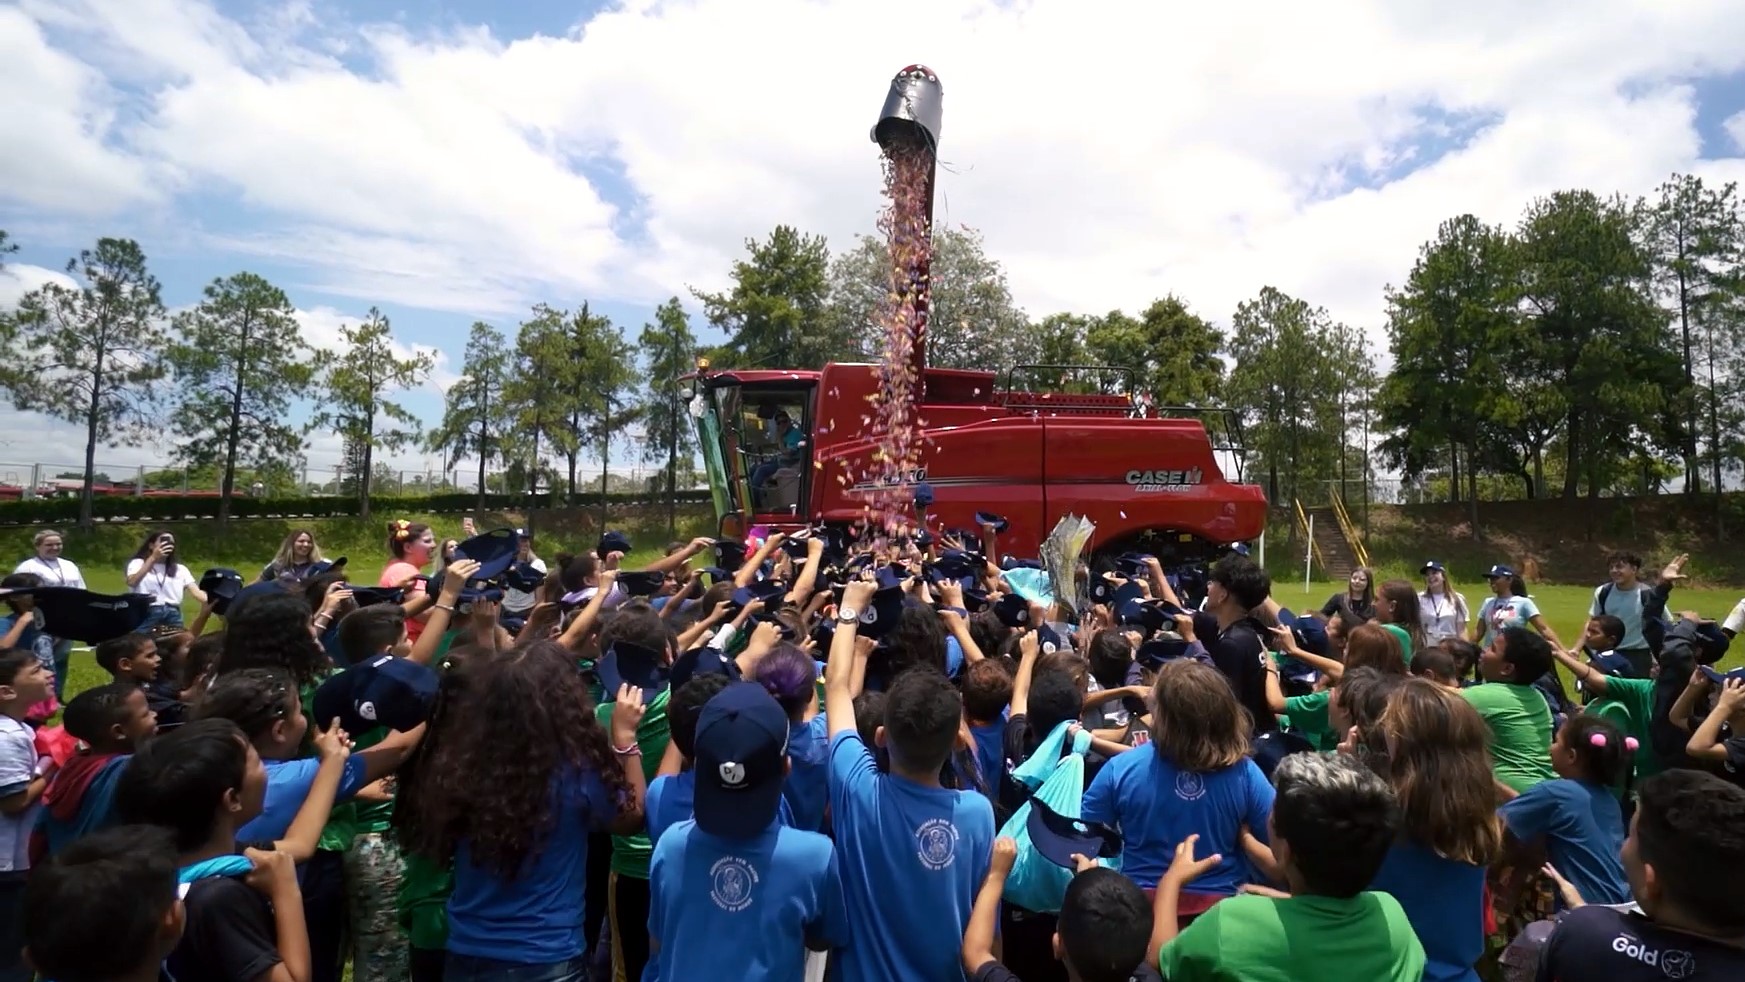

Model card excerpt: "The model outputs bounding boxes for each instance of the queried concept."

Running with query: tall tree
[695,226,847,368]
[544,304,618,500]
[505,305,575,501]
[1514,190,1684,500]
[3,239,168,527]
[825,226,1034,370]
[1224,287,1343,507]
[309,308,434,517]
[427,322,511,512]
[587,330,639,525]
[1641,174,1745,500]
[636,297,699,535]
[165,273,314,524]
[1086,296,1225,405]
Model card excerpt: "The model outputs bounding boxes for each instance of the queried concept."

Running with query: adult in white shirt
[502,529,547,623]
[1417,561,1468,646]
[123,530,207,631]
[14,529,85,700]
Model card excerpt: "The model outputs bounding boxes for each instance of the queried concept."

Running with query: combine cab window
[692,382,815,520]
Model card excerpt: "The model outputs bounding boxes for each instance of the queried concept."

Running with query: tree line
[3,170,1738,533]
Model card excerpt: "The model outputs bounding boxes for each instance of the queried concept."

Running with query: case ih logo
[1126,468,1203,493]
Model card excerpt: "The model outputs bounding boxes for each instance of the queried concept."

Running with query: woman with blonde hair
[1366,678,1502,982]
[261,528,324,582]
[1418,562,1468,645]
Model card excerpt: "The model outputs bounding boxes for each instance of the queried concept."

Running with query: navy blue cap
[1249,729,1317,780]
[1691,622,1732,665]
[993,593,1030,628]
[305,557,348,580]
[1088,575,1118,606]
[962,586,990,612]
[1120,598,1174,632]
[693,682,790,838]
[597,531,633,559]
[347,586,405,609]
[199,568,246,615]
[713,540,748,573]
[670,645,743,693]
[503,562,547,593]
[1036,624,1065,655]
[455,528,520,582]
[1588,650,1634,678]
[912,528,934,548]
[1285,612,1329,658]
[311,654,438,735]
[0,587,154,644]
[913,482,935,507]
[1421,560,1445,573]
[1000,557,1042,571]
[598,641,670,702]
[1025,797,1121,869]
[925,550,977,583]
[778,533,813,558]
[228,579,292,618]
[699,566,732,583]
[1137,638,1203,670]
[946,528,984,554]
[1114,554,1153,579]
[974,511,1008,532]
[853,585,906,639]
[617,570,666,597]
[1227,542,1252,557]
[1699,665,1745,687]
[730,579,786,611]
[1485,564,1516,580]
[875,564,910,591]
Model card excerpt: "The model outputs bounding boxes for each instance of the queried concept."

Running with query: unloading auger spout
[872,64,942,402]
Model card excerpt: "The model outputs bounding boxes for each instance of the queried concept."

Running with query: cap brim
[1025,798,1120,869]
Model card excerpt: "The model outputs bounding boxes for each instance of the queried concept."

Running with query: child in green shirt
[1462,627,1557,795]
[1151,753,1425,982]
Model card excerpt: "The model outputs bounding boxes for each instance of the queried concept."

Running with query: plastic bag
[999,727,1117,913]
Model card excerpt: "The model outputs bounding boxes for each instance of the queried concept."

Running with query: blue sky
[3,0,1744,484]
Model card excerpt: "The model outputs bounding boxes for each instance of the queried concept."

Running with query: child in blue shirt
[648,682,848,981]
[824,580,997,982]
[753,644,831,832]
[1499,714,1635,906]
[646,673,734,844]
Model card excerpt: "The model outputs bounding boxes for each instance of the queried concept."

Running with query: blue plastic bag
[999,726,1117,913]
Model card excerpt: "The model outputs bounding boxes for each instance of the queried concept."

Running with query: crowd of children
[1,520,1744,982]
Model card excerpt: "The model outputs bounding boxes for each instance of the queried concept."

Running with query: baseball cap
[305,557,349,580]
[713,540,748,573]
[1420,561,1445,574]
[198,569,246,616]
[617,570,666,597]
[913,482,935,507]
[1250,729,1318,780]
[693,682,790,838]
[347,586,406,609]
[503,562,547,594]
[311,654,438,735]
[1036,624,1065,656]
[670,645,743,693]
[1698,665,1745,687]
[1025,798,1121,869]
[1136,638,1201,670]
[993,593,1030,628]
[597,641,670,702]
[597,531,633,559]
[853,585,906,639]
[974,511,1009,532]
[455,528,520,582]
[1,587,153,644]
[1485,564,1516,580]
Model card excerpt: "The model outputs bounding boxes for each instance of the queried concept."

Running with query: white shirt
[125,559,196,607]
[0,716,40,871]
[14,556,84,590]
[503,556,548,613]
[1418,589,1468,644]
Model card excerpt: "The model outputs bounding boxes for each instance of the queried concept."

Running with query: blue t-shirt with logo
[827,730,995,982]
[237,756,371,841]
[1080,743,1274,891]
[446,765,614,963]
[1499,778,1630,905]
[782,715,830,833]
[0,614,55,674]
[1370,838,1486,982]
[648,819,848,982]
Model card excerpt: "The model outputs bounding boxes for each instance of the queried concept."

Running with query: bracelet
[435,603,456,613]
[613,743,642,757]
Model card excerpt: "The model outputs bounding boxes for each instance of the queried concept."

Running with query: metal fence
[0,460,682,500]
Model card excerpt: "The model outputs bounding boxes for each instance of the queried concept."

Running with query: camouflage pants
[345,832,411,982]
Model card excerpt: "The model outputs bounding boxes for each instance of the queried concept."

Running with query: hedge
[0,489,715,526]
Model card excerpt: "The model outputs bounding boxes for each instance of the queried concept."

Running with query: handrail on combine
[1329,494,1370,569]
[1292,499,1325,576]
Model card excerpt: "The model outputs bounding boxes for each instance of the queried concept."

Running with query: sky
[3,0,1745,486]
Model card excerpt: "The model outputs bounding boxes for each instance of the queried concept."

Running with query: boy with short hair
[1535,769,1745,979]
[1196,555,1277,735]
[0,648,52,982]
[1463,627,1558,795]
[964,839,1161,982]
[962,657,1014,800]
[34,682,157,858]
[1591,550,1660,678]
[23,824,185,982]
[825,580,997,982]
[94,633,184,724]
[1151,752,1425,981]
[648,682,849,980]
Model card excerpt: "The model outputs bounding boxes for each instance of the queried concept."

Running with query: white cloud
[290,305,462,394]
[1728,109,1745,154]
[5,0,1745,344]
[0,263,77,310]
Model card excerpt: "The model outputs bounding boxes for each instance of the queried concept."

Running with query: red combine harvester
[685,66,1266,564]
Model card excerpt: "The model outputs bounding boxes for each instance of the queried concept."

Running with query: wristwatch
[836,607,861,625]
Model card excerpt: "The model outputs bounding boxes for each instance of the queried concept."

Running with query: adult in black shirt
[1192,556,1277,735]
[1318,567,1377,623]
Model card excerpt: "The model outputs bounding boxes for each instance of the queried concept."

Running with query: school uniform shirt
[13,556,84,590]
[237,755,374,842]
[1499,778,1630,905]
[1158,892,1426,982]
[782,714,830,833]
[0,717,39,872]
[647,818,849,982]
[1589,583,1659,651]
[446,764,615,964]
[1419,590,1467,644]
[0,614,55,680]
[1460,682,1556,793]
[827,729,995,982]
[1080,742,1275,892]
[969,720,1006,798]
[125,559,196,608]
[1283,690,1338,751]
[1476,595,1541,648]
[1583,678,1660,781]
[595,692,672,883]
[645,771,796,846]
[1370,839,1487,982]
[167,874,282,982]
[1192,611,1278,736]
[1535,904,1745,981]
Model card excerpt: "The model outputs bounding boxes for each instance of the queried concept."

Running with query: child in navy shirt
[824,579,997,982]
[1500,715,1635,906]
[648,682,848,981]
[1536,769,1745,980]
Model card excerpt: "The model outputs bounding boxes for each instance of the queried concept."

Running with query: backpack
[997,724,1117,913]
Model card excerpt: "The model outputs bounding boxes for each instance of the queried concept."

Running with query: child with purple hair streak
[755,643,834,832]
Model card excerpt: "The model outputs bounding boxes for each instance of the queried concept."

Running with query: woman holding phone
[124,529,208,630]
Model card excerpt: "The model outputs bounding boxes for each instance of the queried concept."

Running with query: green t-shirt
[1460,682,1556,793]
[1159,892,1425,982]
[1380,624,1414,661]
[1283,691,1338,751]
[1586,675,1659,781]
[594,690,671,880]
[398,849,454,951]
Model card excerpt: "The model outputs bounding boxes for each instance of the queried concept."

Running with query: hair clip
[1589,733,1608,748]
